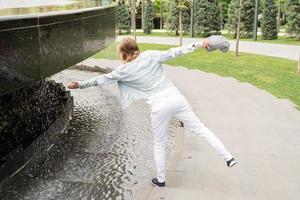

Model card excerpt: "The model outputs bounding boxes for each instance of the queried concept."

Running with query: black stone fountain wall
[0,81,73,190]
[0,5,116,96]
[0,5,117,190]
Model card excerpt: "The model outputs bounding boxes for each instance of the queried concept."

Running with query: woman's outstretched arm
[153,39,211,63]
[68,66,127,89]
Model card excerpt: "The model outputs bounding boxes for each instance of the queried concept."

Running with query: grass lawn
[93,43,300,109]
[121,32,300,46]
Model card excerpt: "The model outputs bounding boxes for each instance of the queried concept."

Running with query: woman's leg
[151,111,171,183]
[149,97,175,183]
[174,95,233,162]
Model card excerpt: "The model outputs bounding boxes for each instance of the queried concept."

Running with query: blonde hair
[117,38,140,62]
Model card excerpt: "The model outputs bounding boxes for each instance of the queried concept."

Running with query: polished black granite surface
[0,80,73,190]
[0,4,116,96]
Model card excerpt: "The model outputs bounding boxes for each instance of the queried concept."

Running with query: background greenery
[119,0,300,42]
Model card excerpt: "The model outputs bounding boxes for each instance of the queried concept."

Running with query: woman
[68,36,237,187]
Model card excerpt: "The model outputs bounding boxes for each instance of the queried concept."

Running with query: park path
[117,35,300,61]
[78,58,300,200]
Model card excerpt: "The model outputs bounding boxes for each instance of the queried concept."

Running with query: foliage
[226,0,256,38]
[167,0,190,35]
[154,0,168,15]
[144,0,155,34]
[286,0,300,40]
[220,0,232,29]
[262,0,278,39]
[118,0,131,34]
[194,0,221,36]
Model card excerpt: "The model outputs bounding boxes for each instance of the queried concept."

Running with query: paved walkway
[78,58,300,200]
[133,29,290,37]
[117,35,300,61]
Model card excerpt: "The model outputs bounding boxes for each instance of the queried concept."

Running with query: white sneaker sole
[229,160,238,167]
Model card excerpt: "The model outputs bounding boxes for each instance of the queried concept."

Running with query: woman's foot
[151,177,166,187]
[227,158,238,167]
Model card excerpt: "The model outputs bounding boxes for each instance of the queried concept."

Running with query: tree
[167,0,190,35]
[194,0,221,36]
[131,0,137,40]
[154,0,167,29]
[286,0,300,40]
[118,0,131,34]
[142,0,145,29]
[235,0,243,57]
[277,0,286,30]
[144,0,155,34]
[137,0,145,29]
[262,0,278,39]
[219,0,231,30]
[226,0,255,38]
[178,1,189,45]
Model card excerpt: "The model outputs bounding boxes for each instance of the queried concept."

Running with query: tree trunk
[253,0,259,41]
[179,10,182,46]
[160,0,163,29]
[131,0,136,40]
[141,0,144,30]
[235,0,243,57]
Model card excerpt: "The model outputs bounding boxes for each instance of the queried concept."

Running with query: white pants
[146,87,233,183]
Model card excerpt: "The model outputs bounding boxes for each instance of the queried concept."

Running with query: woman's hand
[201,38,212,49]
[67,81,79,89]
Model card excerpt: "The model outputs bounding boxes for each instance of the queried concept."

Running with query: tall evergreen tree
[167,0,190,35]
[286,0,300,40]
[144,0,155,34]
[118,0,131,34]
[226,0,239,37]
[262,0,278,39]
[194,0,221,36]
[220,0,231,29]
[226,0,255,38]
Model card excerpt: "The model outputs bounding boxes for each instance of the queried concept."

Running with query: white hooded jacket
[78,42,202,109]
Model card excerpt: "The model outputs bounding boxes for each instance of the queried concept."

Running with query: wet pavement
[0,69,177,200]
